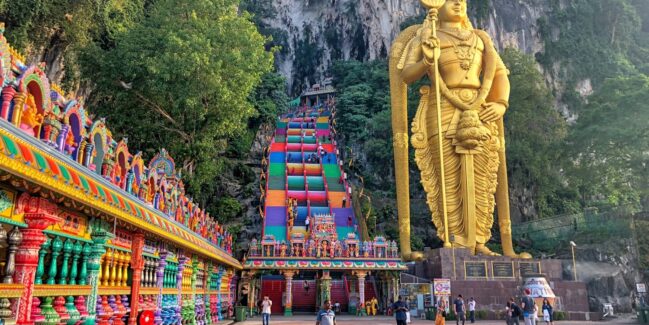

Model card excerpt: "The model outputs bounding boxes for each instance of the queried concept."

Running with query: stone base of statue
[407,247,597,320]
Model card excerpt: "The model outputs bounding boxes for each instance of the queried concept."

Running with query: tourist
[404,298,411,323]
[305,215,310,231]
[521,289,536,325]
[436,298,447,325]
[469,297,476,323]
[261,296,272,325]
[334,301,341,313]
[316,300,337,325]
[347,215,353,227]
[391,296,408,325]
[542,299,553,325]
[342,197,347,208]
[454,294,466,325]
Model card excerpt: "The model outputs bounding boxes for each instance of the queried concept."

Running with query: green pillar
[59,238,73,284]
[35,237,51,285]
[85,219,114,325]
[47,236,63,284]
[320,271,332,307]
[69,241,83,285]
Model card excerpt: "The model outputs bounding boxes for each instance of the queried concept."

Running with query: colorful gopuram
[243,84,406,316]
[0,25,239,324]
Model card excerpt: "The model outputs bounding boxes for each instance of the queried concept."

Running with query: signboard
[638,283,647,293]
[433,278,451,296]
[465,261,487,278]
[519,262,541,276]
[492,262,515,278]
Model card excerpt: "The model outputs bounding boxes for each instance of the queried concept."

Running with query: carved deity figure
[390,0,530,259]
[20,94,43,136]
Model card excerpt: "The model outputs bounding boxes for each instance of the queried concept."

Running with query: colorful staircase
[263,107,357,243]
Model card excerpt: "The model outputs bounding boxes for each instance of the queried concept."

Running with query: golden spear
[420,0,451,248]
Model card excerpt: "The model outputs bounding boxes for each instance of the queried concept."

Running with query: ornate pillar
[127,233,145,325]
[0,86,16,120]
[320,271,332,307]
[355,271,368,310]
[86,219,113,325]
[176,256,188,323]
[10,92,26,127]
[13,196,60,325]
[215,268,223,321]
[282,270,295,316]
[154,251,168,325]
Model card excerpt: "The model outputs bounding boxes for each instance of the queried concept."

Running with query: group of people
[506,289,555,325]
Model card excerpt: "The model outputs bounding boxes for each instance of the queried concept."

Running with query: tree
[82,0,274,202]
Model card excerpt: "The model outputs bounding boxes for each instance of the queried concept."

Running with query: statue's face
[439,0,467,24]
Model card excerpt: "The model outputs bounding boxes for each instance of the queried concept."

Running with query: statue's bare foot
[403,251,425,261]
[475,244,501,256]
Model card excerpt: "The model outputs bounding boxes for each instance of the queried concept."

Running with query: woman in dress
[542,299,554,325]
[436,298,447,325]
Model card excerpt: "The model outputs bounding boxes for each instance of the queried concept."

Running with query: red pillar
[128,233,145,325]
[13,195,60,325]
[1,86,16,120]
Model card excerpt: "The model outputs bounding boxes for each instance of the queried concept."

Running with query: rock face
[262,0,552,91]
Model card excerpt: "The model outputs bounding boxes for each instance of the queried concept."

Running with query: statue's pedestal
[407,247,592,318]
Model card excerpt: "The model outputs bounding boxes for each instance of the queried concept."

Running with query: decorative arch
[114,139,131,189]
[88,119,108,174]
[15,66,51,137]
[63,101,87,160]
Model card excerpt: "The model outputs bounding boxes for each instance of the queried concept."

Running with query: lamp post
[570,241,578,281]
[451,234,457,280]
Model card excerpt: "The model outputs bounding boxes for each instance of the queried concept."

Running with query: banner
[433,278,451,296]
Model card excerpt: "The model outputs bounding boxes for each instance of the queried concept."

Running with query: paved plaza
[236,315,639,325]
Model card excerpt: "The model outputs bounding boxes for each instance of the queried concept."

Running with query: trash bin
[235,306,247,322]
[643,309,649,324]
[426,309,435,320]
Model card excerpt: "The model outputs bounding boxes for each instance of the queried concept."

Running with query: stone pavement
[235,315,639,325]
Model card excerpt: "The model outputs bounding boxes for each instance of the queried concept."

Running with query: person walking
[261,296,272,325]
[316,300,337,325]
[521,289,536,325]
[542,299,553,325]
[436,298,447,325]
[454,294,466,325]
[468,297,476,323]
[404,298,411,324]
[391,296,409,325]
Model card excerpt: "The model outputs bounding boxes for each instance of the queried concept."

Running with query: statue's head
[438,0,473,30]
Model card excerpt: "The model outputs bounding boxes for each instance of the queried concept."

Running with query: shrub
[553,311,567,321]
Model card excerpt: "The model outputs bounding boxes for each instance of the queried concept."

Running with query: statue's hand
[421,36,440,65]
[479,102,506,122]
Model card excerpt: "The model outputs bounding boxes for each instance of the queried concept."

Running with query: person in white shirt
[468,297,476,323]
[316,300,337,325]
[261,296,272,325]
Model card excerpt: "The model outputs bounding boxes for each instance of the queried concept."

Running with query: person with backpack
[506,298,521,325]
[521,289,536,325]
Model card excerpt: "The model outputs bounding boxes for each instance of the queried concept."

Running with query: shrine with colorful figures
[0,27,240,325]
[242,84,406,316]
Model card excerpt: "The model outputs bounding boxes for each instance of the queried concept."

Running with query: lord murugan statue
[390,0,530,260]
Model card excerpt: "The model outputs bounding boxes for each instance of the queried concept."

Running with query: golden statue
[20,94,44,135]
[390,0,530,260]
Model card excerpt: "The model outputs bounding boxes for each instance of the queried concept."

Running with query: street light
[570,241,577,281]
[450,234,456,280]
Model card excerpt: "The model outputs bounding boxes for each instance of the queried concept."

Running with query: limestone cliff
[260,0,550,92]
